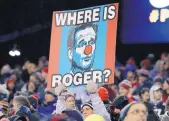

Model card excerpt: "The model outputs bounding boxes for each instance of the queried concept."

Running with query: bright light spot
[149,0,169,8]
[9,51,15,57]
[15,50,21,56]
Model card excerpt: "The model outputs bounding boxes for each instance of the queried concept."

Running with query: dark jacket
[152,101,165,116]
[38,99,57,119]
[144,102,160,121]
[9,106,40,121]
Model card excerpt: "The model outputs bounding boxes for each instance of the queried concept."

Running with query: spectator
[6,79,16,102]
[140,59,152,70]
[111,96,129,121]
[38,89,57,119]
[26,81,38,95]
[139,88,160,121]
[21,60,30,83]
[119,80,135,102]
[114,68,123,86]
[81,102,93,119]
[27,63,36,75]
[119,102,147,121]
[27,94,48,121]
[10,71,24,92]
[149,60,165,79]
[133,69,152,95]
[103,84,117,102]
[139,88,150,103]
[150,84,165,116]
[0,65,11,84]
[153,76,164,88]
[55,82,111,121]
[0,84,9,101]
[37,56,48,71]
[11,96,40,121]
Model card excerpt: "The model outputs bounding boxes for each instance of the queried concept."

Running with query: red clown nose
[84,45,92,55]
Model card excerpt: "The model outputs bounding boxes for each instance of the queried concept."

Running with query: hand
[55,83,66,96]
[86,81,98,94]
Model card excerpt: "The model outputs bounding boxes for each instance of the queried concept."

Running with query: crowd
[1,53,169,121]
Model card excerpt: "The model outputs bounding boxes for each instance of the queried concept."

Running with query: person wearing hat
[84,81,111,121]
[54,81,111,121]
[38,89,57,119]
[119,80,135,103]
[11,95,40,121]
[119,102,148,121]
[54,85,79,115]
[133,69,152,95]
[150,84,165,116]
[81,102,94,119]
[28,94,48,121]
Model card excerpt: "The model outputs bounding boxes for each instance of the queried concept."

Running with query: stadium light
[9,44,21,57]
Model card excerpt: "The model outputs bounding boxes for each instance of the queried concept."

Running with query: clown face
[71,27,96,71]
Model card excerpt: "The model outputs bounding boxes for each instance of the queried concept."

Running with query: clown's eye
[89,39,95,45]
[78,43,85,48]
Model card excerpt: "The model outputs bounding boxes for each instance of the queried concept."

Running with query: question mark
[103,69,111,83]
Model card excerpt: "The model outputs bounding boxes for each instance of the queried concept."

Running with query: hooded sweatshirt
[150,85,165,116]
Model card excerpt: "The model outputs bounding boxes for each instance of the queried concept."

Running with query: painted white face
[72,27,96,70]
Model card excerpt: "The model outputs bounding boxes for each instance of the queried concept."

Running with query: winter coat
[144,102,160,121]
[55,93,111,121]
[150,85,165,116]
[31,109,40,121]
[38,99,57,119]
[152,102,165,116]
[9,106,40,121]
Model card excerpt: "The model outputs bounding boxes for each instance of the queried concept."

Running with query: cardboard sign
[48,3,118,88]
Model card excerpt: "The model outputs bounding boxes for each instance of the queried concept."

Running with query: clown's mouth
[83,57,91,62]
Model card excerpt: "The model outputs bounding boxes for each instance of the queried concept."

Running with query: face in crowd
[81,105,93,119]
[124,103,147,121]
[65,95,76,109]
[119,87,129,96]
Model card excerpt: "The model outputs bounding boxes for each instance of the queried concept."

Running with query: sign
[47,3,118,88]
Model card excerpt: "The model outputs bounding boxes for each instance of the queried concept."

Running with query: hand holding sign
[86,81,98,94]
[55,83,66,96]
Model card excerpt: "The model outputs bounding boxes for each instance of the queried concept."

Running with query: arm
[90,93,111,121]
[53,83,67,115]
[54,95,66,114]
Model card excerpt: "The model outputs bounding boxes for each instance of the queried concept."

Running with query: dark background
[0,0,169,67]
